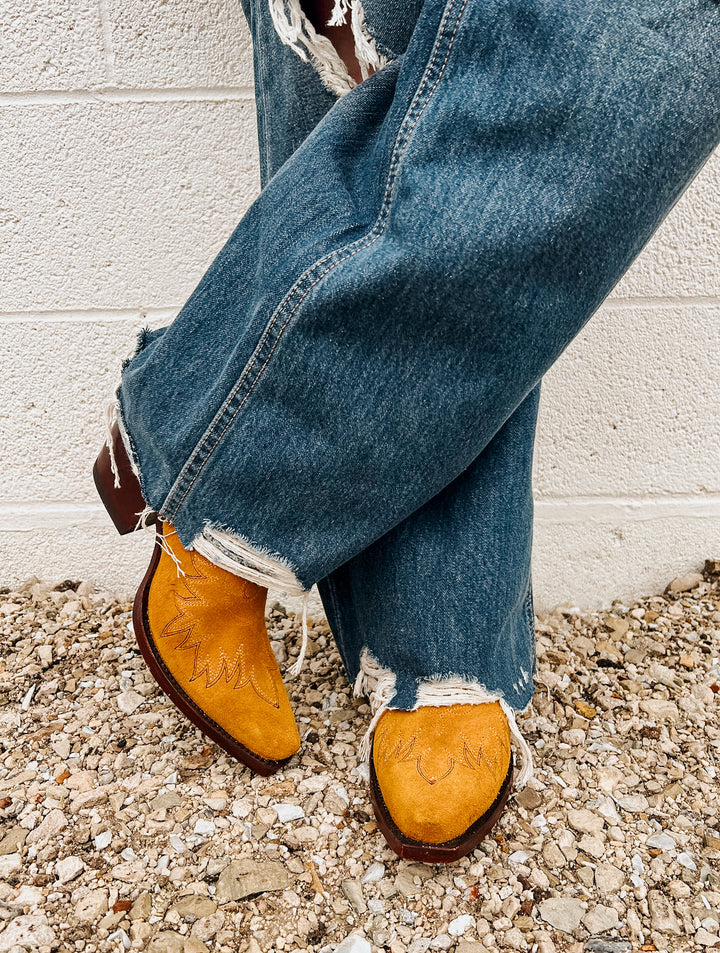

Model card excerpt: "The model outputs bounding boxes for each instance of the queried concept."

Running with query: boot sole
[132,531,294,777]
[369,746,514,863]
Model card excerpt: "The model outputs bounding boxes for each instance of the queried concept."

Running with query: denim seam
[162,0,470,524]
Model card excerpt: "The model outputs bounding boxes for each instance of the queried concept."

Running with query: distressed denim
[116,0,720,722]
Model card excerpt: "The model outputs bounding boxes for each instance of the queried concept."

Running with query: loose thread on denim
[268,0,309,57]
[267,0,388,97]
[328,0,351,26]
[194,525,307,597]
[134,505,156,532]
[268,0,357,97]
[103,391,122,489]
[105,322,147,490]
[354,649,397,762]
[350,0,388,80]
[192,527,310,678]
[354,648,534,788]
[289,591,311,678]
[116,410,141,482]
[151,525,186,578]
[498,698,534,788]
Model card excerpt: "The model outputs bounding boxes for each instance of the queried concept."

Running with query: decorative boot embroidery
[158,548,280,708]
[376,718,510,785]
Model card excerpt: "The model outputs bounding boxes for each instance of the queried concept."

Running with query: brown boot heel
[93,421,156,535]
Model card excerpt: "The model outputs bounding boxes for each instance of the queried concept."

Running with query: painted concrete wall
[2,0,718,612]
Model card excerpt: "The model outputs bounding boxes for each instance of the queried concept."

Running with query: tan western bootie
[369,702,513,862]
[133,522,301,775]
[94,423,300,774]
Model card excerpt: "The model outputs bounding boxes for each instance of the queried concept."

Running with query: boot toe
[371,703,513,855]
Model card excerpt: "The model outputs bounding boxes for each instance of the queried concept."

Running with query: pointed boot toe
[133,522,300,775]
[369,702,514,863]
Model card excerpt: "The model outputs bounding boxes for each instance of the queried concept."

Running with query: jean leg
[239,0,340,185]
[240,0,542,713]
[319,384,541,713]
[118,0,720,597]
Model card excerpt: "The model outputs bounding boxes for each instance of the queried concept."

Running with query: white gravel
[0,561,718,952]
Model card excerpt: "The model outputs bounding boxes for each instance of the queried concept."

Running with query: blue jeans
[116,0,720,724]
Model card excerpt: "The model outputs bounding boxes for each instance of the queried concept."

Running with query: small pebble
[646,832,676,851]
[272,803,305,823]
[448,915,474,936]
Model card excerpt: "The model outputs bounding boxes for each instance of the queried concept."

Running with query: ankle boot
[369,702,514,862]
[134,522,301,775]
[94,426,300,773]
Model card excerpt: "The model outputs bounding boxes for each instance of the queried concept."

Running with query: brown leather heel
[93,421,156,535]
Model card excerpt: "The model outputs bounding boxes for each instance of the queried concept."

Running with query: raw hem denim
[116,0,720,721]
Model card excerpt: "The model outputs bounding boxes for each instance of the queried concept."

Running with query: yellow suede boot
[370,702,514,862]
[133,522,301,775]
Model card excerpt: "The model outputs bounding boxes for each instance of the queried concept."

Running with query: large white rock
[0,915,56,951]
[538,898,586,934]
[74,888,109,923]
[55,855,85,884]
[448,915,475,937]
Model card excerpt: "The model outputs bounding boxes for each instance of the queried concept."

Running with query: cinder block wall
[2,0,718,610]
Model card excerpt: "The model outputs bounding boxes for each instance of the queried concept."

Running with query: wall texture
[2,0,718,611]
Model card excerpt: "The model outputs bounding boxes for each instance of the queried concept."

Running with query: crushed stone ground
[0,561,718,953]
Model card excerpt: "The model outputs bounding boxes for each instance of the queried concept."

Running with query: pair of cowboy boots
[94,426,514,862]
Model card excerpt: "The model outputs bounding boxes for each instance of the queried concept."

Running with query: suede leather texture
[372,702,511,844]
[146,525,300,761]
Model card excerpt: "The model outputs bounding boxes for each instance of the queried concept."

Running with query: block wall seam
[97,0,117,85]
[0,87,254,105]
